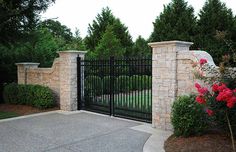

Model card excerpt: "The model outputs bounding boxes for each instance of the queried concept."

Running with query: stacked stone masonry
[16,51,87,111]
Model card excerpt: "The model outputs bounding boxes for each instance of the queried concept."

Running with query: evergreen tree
[39,19,73,43]
[195,0,235,65]
[84,7,133,55]
[0,0,55,45]
[150,0,197,43]
[94,26,123,59]
[131,36,151,58]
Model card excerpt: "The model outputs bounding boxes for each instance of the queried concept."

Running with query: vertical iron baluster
[77,56,81,110]
[110,56,115,116]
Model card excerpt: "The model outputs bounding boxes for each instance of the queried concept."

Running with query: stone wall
[16,59,60,102]
[16,51,87,110]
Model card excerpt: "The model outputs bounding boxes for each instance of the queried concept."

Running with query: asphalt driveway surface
[0,112,150,152]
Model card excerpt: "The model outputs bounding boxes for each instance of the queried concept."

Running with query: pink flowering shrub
[195,82,236,111]
[194,57,236,151]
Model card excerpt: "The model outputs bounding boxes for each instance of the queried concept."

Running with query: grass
[91,90,151,112]
[0,111,19,119]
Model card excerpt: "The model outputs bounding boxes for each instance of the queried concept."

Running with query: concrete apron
[0,110,172,152]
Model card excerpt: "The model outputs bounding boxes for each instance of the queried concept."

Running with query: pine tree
[130,36,151,58]
[150,0,197,43]
[84,7,133,54]
[195,0,235,65]
[94,26,124,59]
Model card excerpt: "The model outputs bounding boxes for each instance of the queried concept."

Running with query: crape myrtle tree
[149,0,197,44]
[195,0,236,66]
[84,7,133,58]
[0,0,55,45]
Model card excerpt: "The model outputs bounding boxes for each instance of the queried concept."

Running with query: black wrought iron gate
[77,57,152,122]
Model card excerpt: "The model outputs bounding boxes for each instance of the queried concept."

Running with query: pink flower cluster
[213,83,236,108]
[195,82,236,115]
[199,58,207,65]
[194,58,236,116]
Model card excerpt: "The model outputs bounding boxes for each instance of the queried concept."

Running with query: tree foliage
[84,7,133,55]
[0,0,55,44]
[0,19,84,102]
[131,36,151,58]
[94,26,123,59]
[39,19,85,50]
[195,0,236,65]
[150,0,196,43]
[39,19,73,42]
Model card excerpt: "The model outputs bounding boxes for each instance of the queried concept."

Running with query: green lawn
[0,111,19,119]
[92,90,151,112]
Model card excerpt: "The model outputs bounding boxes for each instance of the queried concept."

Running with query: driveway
[0,111,151,152]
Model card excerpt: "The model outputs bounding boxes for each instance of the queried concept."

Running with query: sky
[41,0,236,40]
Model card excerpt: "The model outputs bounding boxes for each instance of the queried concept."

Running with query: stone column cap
[15,62,40,66]
[148,41,193,48]
[57,50,87,54]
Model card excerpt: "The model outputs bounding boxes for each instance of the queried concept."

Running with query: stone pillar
[148,41,193,130]
[15,63,40,84]
[58,51,87,111]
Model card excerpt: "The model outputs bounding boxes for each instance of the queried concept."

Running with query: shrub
[115,75,132,93]
[193,57,236,149]
[171,94,207,137]
[84,76,102,96]
[131,75,151,90]
[102,76,111,94]
[3,83,18,104]
[3,83,55,109]
[32,85,54,109]
[141,75,151,90]
[131,75,140,90]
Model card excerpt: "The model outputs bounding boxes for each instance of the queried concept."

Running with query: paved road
[0,112,150,152]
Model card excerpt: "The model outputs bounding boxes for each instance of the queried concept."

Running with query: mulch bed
[164,132,235,152]
[0,103,59,116]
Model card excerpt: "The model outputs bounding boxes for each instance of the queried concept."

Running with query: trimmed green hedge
[3,83,55,109]
[102,76,111,94]
[115,75,132,93]
[131,75,151,90]
[85,76,103,96]
[85,75,151,95]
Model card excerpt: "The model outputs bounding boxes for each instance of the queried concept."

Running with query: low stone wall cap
[57,50,87,54]
[15,62,40,65]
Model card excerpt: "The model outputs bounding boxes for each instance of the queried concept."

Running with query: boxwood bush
[84,76,102,96]
[3,83,55,109]
[171,94,207,137]
[102,76,111,94]
[131,75,151,90]
[115,75,132,93]
[141,75,151,90]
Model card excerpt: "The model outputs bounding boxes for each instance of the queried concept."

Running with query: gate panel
[112,58,152,122]
[78,57,152,122]
[83,59,111,114]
